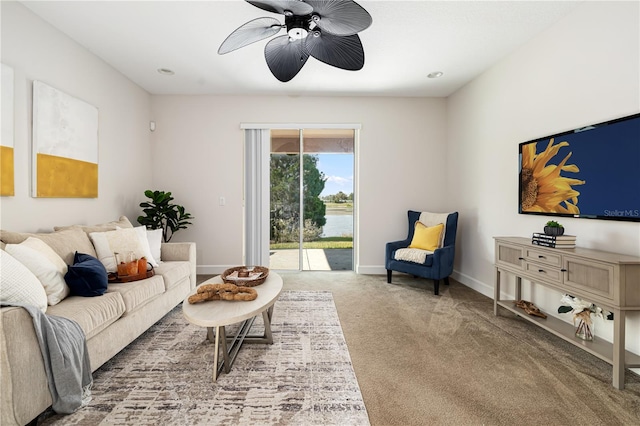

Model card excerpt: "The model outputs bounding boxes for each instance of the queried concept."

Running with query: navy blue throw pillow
[64,252,108,297]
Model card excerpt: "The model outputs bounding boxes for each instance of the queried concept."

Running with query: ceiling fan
[218,0,373,82]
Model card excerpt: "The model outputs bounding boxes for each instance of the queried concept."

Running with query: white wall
[150,95,447,272]
[447,1,640,353]
[0,2,152,232]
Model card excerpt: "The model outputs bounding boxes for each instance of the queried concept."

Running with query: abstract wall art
[1,63,15,196]
[32,80,99,198]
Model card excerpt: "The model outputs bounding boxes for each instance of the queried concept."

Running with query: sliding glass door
[269,129,354,271]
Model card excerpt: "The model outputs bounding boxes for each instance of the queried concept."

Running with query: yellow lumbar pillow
[409,222,444,251]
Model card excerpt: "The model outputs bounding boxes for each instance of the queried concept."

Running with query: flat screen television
[519,113,640,222]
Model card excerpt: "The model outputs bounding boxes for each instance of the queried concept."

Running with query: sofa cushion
[53,215,133,233]
[153,261,192,291]
[46,292,125,339]
[4,239,70,305]
[106,275,165,316]
[0,250,48,313]
[65,252,109,297]
[0,228,96,265]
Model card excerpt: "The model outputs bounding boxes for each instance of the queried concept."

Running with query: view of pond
[322,214,353,237]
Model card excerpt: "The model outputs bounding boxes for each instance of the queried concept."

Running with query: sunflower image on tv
[520,138,585,214]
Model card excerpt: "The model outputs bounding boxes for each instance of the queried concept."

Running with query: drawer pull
[518,257,524,260]
[538,255,546,259]
[561,269,567,272]
[538,269,546,273]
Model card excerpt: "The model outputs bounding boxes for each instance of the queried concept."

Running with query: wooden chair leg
[386,270,392,283]
[433,279,440,295]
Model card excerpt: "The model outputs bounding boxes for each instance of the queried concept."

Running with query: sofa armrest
[161,242,196,289]
[1,306,52,426]
[431,244,455,274]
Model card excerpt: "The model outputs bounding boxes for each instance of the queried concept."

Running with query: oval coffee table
[182,272,283,381]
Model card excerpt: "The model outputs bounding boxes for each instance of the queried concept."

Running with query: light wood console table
[493,236,640,389]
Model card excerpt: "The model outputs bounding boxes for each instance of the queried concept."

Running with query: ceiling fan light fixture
[428,71,444,79]
[288,27,308,40]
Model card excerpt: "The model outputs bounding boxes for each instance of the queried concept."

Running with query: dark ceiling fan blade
[305,32,364,70]
[246,0,313,16]
[218,17,283,54]
[264,35,310,82]
[305,0,372,36]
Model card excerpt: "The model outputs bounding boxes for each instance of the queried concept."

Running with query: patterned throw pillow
[89,228,145,273]
[0,250,48,312]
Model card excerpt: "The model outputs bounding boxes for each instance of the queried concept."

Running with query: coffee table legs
[207,306,276,381]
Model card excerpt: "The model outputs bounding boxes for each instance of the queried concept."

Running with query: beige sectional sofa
[0,218,196,426]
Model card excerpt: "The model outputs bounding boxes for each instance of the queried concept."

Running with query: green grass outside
[271,236,353,250]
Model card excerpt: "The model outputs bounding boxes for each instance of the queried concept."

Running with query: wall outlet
[219,196,225,206]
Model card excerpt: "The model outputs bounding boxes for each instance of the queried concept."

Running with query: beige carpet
[277,271,640,425]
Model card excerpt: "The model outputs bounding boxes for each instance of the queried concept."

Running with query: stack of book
[531,233,576,248]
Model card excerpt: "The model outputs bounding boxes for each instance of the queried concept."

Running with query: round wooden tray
[221,266,269,287]
[108,268,155,283]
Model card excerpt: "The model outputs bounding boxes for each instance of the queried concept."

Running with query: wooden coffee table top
[182,272,283,328]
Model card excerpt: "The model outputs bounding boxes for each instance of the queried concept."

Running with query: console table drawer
[496,241,524,270]
[563,257,615,301]
[524,262,562,283]
[525,248,562,267]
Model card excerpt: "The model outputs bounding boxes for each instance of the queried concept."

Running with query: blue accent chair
[385,210,459,295]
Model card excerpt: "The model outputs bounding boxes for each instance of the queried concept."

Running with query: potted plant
[543,220,564,236]
[137,190,194,242]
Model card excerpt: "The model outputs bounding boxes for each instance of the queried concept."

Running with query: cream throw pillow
[0,250,48,312]
[409,222,444,252]
[5,238,70,305]
[19,237,69,273]
[133,226,159,267]
[89,228,145,273]
[146,229,163,263]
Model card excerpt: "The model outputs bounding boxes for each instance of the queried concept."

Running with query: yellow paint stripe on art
[36,153,98,198]
[1,146,15,196]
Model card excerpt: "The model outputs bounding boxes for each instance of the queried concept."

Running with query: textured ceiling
[21,0,582,97]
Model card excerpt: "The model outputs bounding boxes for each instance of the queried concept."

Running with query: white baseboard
[356,265,386,275]
[451,270,493,298]
[357,266,494,299]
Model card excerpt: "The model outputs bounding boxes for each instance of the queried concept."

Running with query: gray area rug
[41,291,370,425]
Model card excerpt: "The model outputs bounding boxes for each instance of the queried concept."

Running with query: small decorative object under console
[493,236,640,390]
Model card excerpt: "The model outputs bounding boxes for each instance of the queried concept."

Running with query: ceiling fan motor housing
[285,14,313,40]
